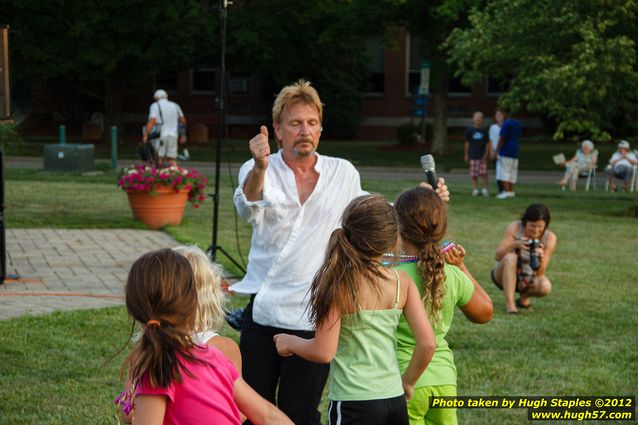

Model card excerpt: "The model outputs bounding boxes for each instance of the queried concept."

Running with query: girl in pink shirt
[117,248,292,425]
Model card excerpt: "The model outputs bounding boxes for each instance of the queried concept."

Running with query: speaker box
[43,144,95,172]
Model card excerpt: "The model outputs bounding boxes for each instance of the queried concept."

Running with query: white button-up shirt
[232,151,365,330]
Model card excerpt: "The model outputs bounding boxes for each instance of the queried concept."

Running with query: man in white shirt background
[232,80,448,424]
[142,89,186,166]
[489,109,505,194]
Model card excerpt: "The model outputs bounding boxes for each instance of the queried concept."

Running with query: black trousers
[240,296,329,425]
[327,395,409,425]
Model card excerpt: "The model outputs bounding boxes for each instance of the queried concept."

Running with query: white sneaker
[472,188,479,197]
[481,188,489,197]
[496,191,509,199]
[508,191,516,198]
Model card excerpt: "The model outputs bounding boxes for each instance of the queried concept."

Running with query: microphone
[420,154,439,189]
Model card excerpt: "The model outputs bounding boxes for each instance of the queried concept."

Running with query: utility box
[43,144,95,172]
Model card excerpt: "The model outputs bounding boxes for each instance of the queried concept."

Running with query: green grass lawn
[1,167,637,424]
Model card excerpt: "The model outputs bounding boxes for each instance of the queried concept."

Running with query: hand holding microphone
[420,154,450,202]
[420,154,438,188]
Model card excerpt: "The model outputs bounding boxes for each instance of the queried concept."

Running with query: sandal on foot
[516,299,533,310]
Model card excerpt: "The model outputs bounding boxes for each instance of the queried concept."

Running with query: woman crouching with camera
[491,204,557,314]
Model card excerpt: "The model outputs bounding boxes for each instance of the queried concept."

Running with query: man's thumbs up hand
[249,125,271,170]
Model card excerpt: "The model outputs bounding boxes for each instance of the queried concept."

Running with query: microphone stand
[207,0,245,274]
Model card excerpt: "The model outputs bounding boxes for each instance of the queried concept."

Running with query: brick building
[24,28,541,141]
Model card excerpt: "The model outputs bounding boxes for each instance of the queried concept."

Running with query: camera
[529,239,540,271]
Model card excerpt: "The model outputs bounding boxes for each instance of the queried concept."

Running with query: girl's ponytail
[124,249,201,388]
[395,188,448,325]
[417,240,446,324]
[309,195,398,326]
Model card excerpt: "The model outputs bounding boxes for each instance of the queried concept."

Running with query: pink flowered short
[469,159,487,178]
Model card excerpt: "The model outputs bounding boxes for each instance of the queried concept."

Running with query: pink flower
[119,165,208,206]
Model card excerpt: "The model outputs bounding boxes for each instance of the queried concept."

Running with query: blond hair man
[232,80,448,424]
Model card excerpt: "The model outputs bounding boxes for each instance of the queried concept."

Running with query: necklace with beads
[381,253,419,266]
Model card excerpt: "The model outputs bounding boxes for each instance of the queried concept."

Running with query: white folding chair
[583,167,597,192]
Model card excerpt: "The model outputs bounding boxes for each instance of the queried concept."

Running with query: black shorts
[328,395,408,425]
[491,268,532,294]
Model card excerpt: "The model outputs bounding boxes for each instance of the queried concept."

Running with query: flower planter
[119,164,208,228]
[126,187,189,229]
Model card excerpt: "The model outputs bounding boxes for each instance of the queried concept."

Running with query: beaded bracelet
[114,380,137,424]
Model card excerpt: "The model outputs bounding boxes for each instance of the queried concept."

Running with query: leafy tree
[446,0,638,141]
[226,0,397,138]
[0,0,216,131]
[399,0,478,153]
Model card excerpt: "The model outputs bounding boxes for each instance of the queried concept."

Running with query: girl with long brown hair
[273,194,435,425]
[117,248,292,425]
[393,187,493,425]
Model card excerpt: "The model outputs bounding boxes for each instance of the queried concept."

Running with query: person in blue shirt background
[494,110,521,199]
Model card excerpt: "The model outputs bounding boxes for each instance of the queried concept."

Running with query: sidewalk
[6,155,566,183]
[0,229,180,320]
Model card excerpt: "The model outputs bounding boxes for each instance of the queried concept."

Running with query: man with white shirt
[232,80,448,425]
[489,109,505,194]
[142,89,186,166]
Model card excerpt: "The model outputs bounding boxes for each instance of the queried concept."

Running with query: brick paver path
[0,229,179,319]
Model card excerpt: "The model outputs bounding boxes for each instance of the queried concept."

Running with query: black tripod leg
[207,245,246,275]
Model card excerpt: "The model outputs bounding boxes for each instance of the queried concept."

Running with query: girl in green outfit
[393,187,494,425]
[273,194,436,425]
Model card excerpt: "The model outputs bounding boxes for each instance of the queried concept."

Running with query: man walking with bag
[142,89,187,166]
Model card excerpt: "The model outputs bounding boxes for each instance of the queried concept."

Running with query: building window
[191,67,216,93]
[448,76,472,96]
[407,33,423,96]
[364,36,384,95]
[229,71,250,96]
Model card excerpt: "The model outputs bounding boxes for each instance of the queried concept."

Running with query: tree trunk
[431,73,449,155]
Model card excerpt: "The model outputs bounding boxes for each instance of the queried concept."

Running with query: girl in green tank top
[273,194,435,425]
[393,187,494,425]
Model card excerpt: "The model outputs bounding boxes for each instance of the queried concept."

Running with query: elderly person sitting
[557,140,597,191]
[605,140,638,192]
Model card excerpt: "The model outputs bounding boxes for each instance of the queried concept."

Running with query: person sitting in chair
[557,140,597,191]
[605,140,637,192]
